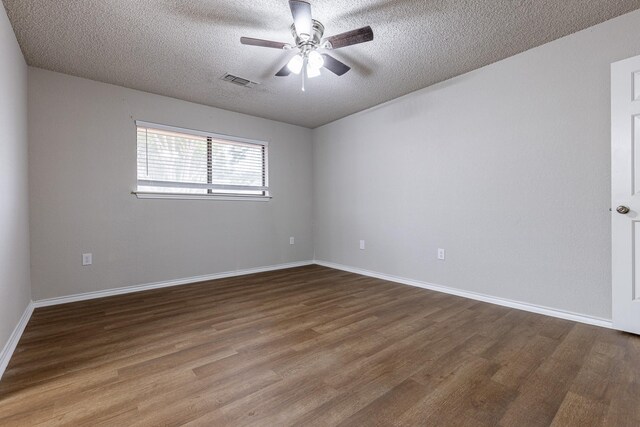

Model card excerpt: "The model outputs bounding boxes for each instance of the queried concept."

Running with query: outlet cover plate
[82,253,92,266]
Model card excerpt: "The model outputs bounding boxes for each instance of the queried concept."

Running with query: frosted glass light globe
[287,54,304,74]
[307,64,321,78]
[308,50,324,69]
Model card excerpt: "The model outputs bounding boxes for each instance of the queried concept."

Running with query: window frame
[132,120,271,201]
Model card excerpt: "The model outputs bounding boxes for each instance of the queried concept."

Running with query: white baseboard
[31,258,613,329]
[314,260,613,329]
[0,301,34,381]
[1,259,612,381]
[33,260,314,308]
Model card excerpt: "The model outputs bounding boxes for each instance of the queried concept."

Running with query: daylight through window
[136,121,268,198]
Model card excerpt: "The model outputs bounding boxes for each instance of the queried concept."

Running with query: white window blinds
[136,121,269,197]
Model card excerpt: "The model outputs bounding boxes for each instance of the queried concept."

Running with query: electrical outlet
[359,240,365,250]
[437,248,445,260]
[289,236,295,245]
[82,253,92,266]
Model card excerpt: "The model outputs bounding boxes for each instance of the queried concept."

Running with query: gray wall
[0,6,30,350]
[313,10,640,320]
[28,68,313,300]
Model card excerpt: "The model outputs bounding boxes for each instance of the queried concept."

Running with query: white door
[612,55,640,335]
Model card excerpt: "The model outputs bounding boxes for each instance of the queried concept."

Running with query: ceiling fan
[240,0,374,91]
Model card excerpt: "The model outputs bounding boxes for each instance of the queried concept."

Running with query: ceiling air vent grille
[221,73,258,88]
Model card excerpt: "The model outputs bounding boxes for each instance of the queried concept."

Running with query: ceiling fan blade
[275,63,291,77]
[289,0,312,37]
[324,26,374,49]
[321,54,351,76]
[240,37,288,49]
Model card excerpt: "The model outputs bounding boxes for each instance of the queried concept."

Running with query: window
[135,121,269,199]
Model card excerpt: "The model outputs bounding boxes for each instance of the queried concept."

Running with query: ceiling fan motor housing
[291,20,325,50]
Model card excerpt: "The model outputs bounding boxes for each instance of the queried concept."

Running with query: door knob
[617,206,631,214]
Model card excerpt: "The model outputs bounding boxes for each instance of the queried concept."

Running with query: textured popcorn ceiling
[3,1,640,128]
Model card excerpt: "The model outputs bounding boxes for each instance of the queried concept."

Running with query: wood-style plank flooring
[1,265,639,426]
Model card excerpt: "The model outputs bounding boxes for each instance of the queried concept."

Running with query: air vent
[221,73,258,88]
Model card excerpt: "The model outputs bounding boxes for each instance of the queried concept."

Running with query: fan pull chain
[301,56,307,92]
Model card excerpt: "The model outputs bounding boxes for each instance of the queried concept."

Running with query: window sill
[132,191,272,202]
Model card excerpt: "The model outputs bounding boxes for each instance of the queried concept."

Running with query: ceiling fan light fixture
[287,54,304,74]
[307,64,321,78]
[308,50,324,69]
[240,1,374,87]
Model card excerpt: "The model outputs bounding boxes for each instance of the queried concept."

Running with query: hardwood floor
[1,265,639,426]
